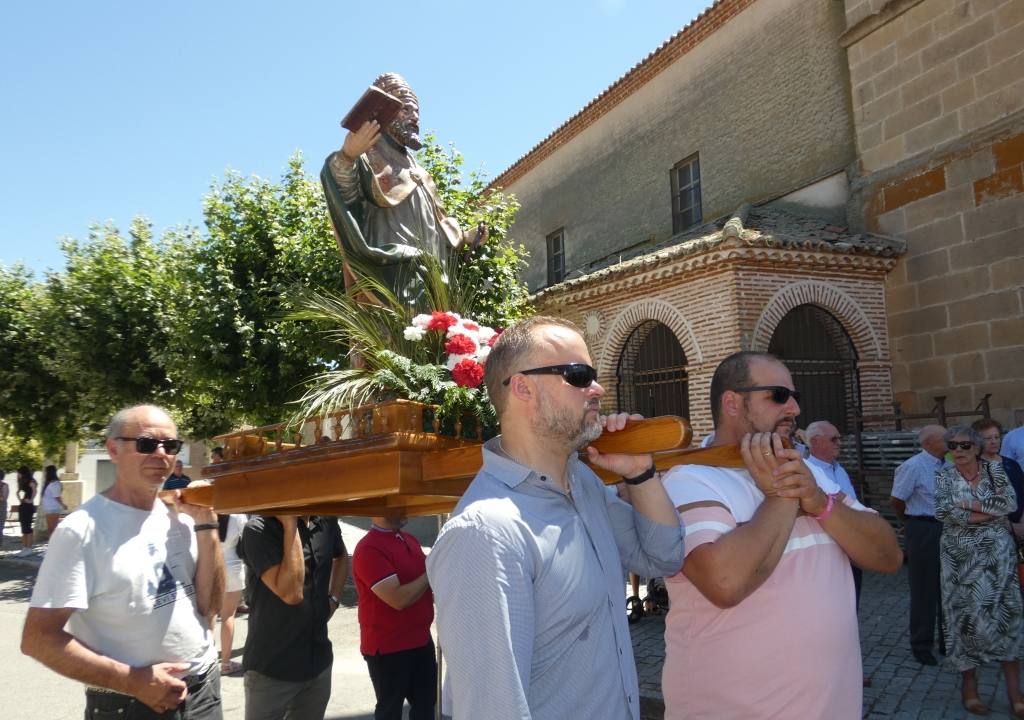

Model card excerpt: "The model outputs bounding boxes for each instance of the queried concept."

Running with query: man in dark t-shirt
[352,511,435,720]
[240,515,348,720]
[162,460,192,490]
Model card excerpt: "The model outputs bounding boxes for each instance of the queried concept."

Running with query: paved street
[0,521,399,720]
[6,519,1024,719]
[629,566,1024,719]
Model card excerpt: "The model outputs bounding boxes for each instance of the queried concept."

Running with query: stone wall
[844,0,1024,425]
[503,0,855,290]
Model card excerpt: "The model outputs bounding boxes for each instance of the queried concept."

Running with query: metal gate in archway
[616,320,689,419]
[767,304,860,433]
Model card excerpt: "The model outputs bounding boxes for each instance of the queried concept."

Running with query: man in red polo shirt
[352,511,435,720]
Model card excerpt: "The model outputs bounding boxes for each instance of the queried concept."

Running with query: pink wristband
[812,492,838,521]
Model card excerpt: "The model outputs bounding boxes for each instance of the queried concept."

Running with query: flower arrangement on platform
[288,250,524,438]
[404,312,497,390]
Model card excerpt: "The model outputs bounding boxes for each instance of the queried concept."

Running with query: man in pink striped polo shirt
[660,351,903,719]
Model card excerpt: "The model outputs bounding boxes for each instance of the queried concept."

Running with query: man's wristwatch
[328,594,341,608]
[622,465,657,486]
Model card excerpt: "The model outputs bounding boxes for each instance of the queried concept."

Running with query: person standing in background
[217,513,247,675]
[353,510,436,720]
[890,425,949,666]
[40,465,68,536]
[16,466,37,556]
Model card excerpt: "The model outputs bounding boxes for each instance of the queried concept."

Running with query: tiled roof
[532,203,906,300]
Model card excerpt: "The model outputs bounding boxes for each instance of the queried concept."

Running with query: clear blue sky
[1,0,710,275]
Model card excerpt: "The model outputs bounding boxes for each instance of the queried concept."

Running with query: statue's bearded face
[388,92,422,150]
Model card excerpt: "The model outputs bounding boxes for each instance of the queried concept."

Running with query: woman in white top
[217,513,247,674]
[39,465,67,536]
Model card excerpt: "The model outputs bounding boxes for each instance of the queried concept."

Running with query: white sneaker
[15,548,32,557]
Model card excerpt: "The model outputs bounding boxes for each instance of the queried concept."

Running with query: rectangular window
[670,154,702,234]
[547,228,565,286]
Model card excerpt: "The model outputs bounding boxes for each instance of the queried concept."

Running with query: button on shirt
[891,450,947,516]
[806,455,859,501]
[426,437,685,720]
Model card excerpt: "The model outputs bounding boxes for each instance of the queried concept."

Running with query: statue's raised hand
[341,120,381,162]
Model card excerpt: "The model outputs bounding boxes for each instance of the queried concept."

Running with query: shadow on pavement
[0,568,36,603]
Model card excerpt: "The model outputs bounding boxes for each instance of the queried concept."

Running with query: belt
[907,515,939,523]
[86,664,214,696]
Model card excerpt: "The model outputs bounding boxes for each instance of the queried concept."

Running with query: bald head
[107,404,176,439]
[917,424,947,459]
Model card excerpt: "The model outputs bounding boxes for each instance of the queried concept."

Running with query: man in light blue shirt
[806,420,863,607]
[890,424,948,666]
[1003,425,1024,468]
[427,316,685,720]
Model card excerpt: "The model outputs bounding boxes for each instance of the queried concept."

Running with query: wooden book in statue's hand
[340,86,404,132]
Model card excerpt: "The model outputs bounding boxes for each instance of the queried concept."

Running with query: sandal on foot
[962,697,989,716]
[220,660,242,675]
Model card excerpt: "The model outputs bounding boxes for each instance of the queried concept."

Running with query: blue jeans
[84,665,222,720]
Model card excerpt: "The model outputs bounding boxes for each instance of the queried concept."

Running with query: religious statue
[320,72,486,304]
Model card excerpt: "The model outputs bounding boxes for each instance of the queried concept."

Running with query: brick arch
[751,281,881,359]
[599,299,703,376]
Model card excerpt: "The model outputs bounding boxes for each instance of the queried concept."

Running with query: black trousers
[905,517,944,652]
[84,664,221,719]
[363,641,437,720]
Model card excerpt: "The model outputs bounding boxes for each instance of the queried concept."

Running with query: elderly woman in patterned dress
[935,424,1024,717]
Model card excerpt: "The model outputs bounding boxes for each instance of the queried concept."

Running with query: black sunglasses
[946,441,974,451]
[116,436,184,455]
[502,363,598,389]
[732,385,801,405]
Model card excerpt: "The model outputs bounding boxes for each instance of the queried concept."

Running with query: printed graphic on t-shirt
[148,542,196,610]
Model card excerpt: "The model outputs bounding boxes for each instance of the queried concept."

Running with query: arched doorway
[767,305,860,433]
[616,320,689,419]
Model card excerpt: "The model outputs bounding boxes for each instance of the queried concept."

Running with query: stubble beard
[742,400,796,439]
[535,391,603,452]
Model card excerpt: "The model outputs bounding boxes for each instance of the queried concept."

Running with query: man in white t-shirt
[659,352,903,719]
[21,404,226,719]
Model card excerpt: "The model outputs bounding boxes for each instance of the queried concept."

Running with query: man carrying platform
[427,315,684,720]
[659,351,902,719]
[22,404,225,719]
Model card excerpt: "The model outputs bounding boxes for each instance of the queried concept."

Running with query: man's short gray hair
[483,316,582,417]
[805,421,836,442]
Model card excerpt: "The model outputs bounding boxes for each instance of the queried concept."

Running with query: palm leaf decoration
[287,245,498,434]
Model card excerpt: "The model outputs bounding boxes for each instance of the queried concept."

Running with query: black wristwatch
[622,465,657,486]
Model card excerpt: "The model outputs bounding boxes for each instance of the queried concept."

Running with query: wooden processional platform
[174,399,746,516]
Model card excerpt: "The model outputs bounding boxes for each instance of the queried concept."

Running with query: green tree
[416,136,530,328]
[0,263,78,452]
[168,153,348,437]
[41,219,183,437]
[0,421,45,473]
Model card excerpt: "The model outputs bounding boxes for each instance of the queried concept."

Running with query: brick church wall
[535,247,895,440]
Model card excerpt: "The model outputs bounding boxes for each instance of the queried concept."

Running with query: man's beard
[534,390,602,451]
[388,119,422,150]
[742,401,797,439]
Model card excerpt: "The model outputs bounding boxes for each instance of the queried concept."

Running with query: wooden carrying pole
[165,416,747,515]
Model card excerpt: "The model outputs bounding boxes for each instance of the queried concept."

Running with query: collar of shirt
[482,436,577,497]
[806,455,836,472]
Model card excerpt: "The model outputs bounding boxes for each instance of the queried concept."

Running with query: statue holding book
[321,72,486,303]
